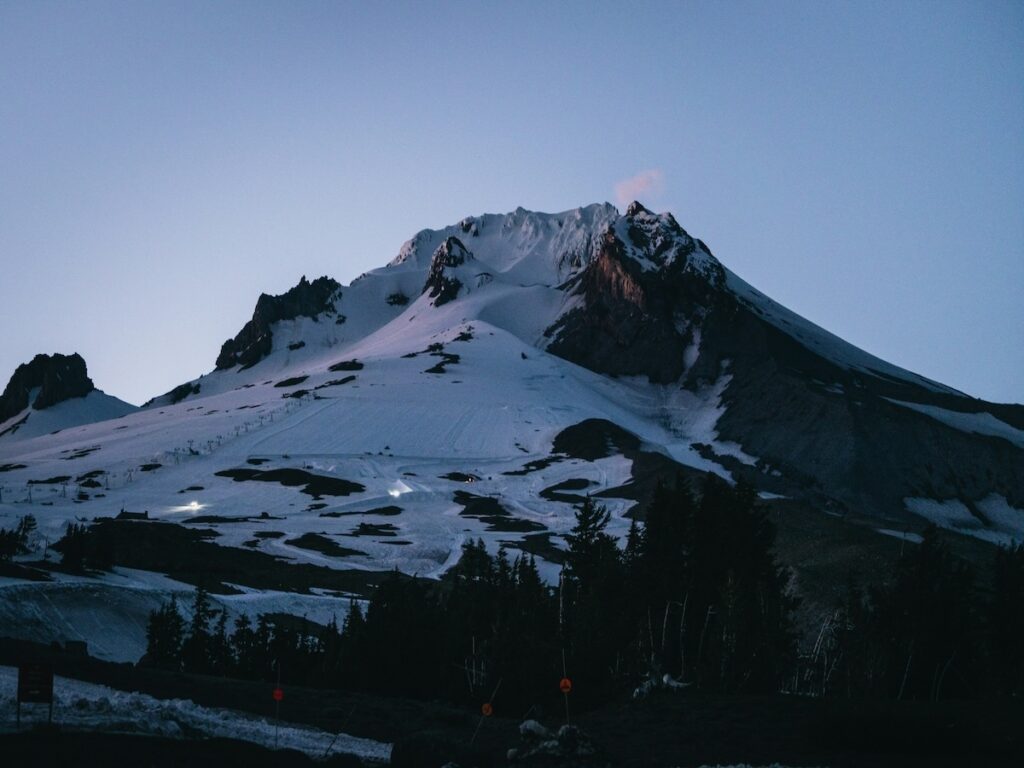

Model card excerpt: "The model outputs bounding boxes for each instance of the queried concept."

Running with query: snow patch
[875,528,924,544]
[905,495,1024,546]
[0,665,391,760]
[885,399,1024,449]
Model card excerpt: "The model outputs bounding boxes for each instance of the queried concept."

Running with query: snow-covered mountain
[1,202,1021,659]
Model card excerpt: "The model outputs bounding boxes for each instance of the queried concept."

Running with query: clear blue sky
[1,0,1021,406]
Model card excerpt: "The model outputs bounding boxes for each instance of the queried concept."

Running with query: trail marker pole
[272,661,283,749]
[470,677,502,746]
[560,649,572,725]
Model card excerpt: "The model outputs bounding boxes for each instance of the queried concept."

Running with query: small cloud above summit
[614,169,665,209]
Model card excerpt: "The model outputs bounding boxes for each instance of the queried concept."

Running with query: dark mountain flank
[545,202,1024,523]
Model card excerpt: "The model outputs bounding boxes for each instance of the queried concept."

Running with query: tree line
[135,474,1024,709]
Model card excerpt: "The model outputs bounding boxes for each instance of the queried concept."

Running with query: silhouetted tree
[145,596,184,669]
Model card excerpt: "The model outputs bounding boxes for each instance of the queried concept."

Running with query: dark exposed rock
[214,467,365,499]
[386,292,410,306]
[423,236,472,306]
[439,471,481,483]
[539,203,1024,526]
[215,276,341,370]
[319,505,403,518]
[285,532,366,558]
[0,353,95,421]
[315,376,356,390]
[328,359,363,372]
[552,418,640,461]
[707,307,1024,520]
[158,381,200,405]
[507,720,609,768]
[545,221,719,384]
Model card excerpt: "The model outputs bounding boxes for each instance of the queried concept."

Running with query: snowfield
[1,201,1020,659]
[0,260,747,656]
[0,665,392,761]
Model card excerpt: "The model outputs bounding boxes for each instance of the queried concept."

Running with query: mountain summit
[0,202,1021,659]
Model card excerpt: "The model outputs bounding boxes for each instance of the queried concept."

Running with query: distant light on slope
[387,480,412,498]
[167,500,207,514]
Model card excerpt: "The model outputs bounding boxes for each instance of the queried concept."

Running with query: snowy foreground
[0,665,391,762]
[0,666,815,768]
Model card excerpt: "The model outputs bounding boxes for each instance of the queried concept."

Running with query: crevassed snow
[885,399,1024,449]
[0,665,391,761]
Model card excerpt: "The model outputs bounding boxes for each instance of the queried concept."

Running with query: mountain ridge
[0,200,1021,660]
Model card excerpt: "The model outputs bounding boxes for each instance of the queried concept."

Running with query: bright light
[168,500,207,514]
[387,480,413,498]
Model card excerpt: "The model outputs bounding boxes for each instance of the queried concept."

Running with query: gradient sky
[1,0,1021,406]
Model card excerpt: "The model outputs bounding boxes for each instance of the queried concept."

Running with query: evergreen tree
[145,596,184,669]
[208,610,231,675]
[989,543,1024,696]
[869,527,975,700]
[231,614,258,677]
[181,582,214,673]
[564,497,620,593]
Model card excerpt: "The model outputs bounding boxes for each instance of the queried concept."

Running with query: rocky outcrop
[507,720,609,768]
[422,236,472,306]
[544,201,1024,527]
[0,353,94,421]
[215,276,340,370]
[545,203,722,384]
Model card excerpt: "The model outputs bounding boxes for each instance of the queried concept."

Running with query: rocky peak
[0,353,95,422]
[625,200,652,217]
[615,202,723,286]
[423,236,474,306]
[215,275,341,370]
[543,208,728,384]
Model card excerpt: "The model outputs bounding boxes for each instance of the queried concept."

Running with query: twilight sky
[1,0,1021,406]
